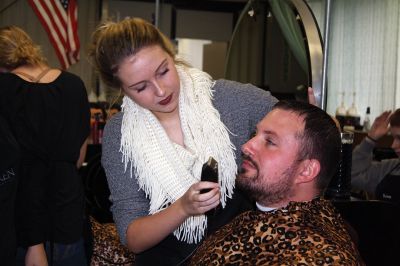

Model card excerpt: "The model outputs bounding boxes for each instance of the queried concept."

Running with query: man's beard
[237,154,297,206]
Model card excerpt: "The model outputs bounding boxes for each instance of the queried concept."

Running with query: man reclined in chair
[190,100,363,265]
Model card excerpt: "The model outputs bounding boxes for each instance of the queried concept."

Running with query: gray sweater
[101,79,277,250]
[352,138,400,194]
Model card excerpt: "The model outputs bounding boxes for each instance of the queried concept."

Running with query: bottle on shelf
[91,113,100,144]
[335,92,346,129]
[345,91,361,130]
[363,107,371,132]
[91,112,106,144]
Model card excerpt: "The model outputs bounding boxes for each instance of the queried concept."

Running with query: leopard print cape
[190,198,363,265]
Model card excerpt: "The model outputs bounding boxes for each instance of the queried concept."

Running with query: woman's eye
[135,85,146,93]
[159,68,169,76]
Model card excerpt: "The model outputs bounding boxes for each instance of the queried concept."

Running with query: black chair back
[82,152,113,223]
[333,200,400,266]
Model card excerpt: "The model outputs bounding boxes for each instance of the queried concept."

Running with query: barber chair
[81,152,135,265]
[83,152,113,223]
[332,200,400,266]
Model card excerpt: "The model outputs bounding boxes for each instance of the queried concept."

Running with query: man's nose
[242,137,256,157]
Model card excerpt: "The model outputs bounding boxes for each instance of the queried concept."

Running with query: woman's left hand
[308,87,317,106]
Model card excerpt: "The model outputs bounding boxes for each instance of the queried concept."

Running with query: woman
[89,17,278,265]
[0,26,90,265]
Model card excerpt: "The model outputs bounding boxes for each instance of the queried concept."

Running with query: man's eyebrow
[262,129,278,138]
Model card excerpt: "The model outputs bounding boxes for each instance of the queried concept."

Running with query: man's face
[390,126,400,157]
[238,109,304,207]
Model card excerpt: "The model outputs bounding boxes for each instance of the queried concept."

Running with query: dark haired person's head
[389,108,400,155]
[389,109,400,127]
[238,100,341,206]
[272,100,341,190]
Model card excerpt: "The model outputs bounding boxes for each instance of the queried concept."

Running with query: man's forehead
[260,109,304,130]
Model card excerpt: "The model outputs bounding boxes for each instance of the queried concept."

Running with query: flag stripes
[28,0,80,69]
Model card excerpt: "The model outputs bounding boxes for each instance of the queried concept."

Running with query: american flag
[28,0,80,69]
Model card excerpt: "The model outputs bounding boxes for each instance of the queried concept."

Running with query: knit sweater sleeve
[212,80,278,165]
[351,138,400,194]
[101,112,149,245]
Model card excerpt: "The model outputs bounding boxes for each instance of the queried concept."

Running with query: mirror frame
[291,0,324,108]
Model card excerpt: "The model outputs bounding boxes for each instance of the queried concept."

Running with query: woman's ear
[296,159,320,184]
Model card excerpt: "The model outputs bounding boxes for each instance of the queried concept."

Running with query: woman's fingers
[183,182,220,215]
[308,87,317,106]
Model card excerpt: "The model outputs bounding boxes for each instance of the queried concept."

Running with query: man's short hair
[272,100,341,191]
[390,108,400,127]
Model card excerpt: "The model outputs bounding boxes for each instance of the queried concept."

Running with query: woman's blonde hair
[88,17,181,89]
[0,26,47,70]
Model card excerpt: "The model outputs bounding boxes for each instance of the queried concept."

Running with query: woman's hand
[177,181,220,217]
[25,244,48,266]
[368,111,392,140]
[126,181,220,253]
[308,87,317,106]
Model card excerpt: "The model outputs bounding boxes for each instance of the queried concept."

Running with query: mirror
[224,0,324,107]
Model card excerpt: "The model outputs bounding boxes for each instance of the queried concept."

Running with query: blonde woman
[0,26,90,265]
[89,17,278,265]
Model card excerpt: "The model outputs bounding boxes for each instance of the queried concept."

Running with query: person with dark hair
[352,109,400,204]
[0,25,90,265]
[88,17,279,265]
[190,100,362,265]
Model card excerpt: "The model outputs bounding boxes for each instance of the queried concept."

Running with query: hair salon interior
[2,0,400,265]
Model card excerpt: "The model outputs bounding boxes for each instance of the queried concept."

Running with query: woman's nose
[153,81,166,97]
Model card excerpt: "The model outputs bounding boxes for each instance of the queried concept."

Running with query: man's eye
[265,139,275,146]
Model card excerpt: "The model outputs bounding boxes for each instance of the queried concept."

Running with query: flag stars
[60,0,68,9]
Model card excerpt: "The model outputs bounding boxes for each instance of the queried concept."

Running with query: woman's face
[116,45,180,120]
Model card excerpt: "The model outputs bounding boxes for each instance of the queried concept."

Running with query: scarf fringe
[174,215,207,244]
[181,67,236,207]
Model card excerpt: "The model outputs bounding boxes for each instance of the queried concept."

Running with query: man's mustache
[240,153,258,173]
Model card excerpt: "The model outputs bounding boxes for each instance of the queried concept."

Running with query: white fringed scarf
[120,65,237,243]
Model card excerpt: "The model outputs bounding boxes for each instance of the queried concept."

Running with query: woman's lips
[159,94,172,105]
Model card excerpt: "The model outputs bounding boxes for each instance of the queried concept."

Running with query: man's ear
[296,159,320,184]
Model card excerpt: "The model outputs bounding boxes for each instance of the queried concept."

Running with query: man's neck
[258,190,319,210]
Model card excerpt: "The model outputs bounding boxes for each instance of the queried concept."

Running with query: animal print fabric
[90,217,135,265]
[190,198,363,265]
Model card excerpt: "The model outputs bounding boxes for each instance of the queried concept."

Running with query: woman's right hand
[368,111,392,140]
[177,181,220,217]
[126,181,220,253]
